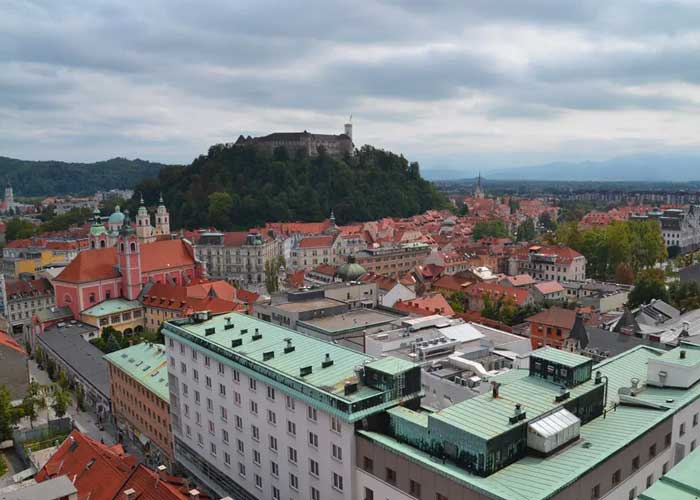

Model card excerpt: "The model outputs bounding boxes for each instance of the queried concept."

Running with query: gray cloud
[1,0,700,168]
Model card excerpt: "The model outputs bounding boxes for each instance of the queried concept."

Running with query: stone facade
[233,127,353,159]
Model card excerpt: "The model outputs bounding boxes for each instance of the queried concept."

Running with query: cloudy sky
[2,0,700,174]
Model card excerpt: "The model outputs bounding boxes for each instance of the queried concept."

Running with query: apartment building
[354,242,431,277]
[355,343,700,500]
[1,277,54,335]
[512,245,587,282]
[163,312,421,500]
[105,342,174,467]
[194,231,283,286]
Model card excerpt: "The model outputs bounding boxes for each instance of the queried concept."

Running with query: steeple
[154,192,170,237]
[474,172,485,199]
[135,193,154,243]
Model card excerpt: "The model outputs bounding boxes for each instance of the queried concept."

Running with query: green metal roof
[104,342,169,401]
[531,346,591,368]
[361,344,700,500]
[82,298,142,317]
[365,357,416,375]
[638,446,700,499]
[387,406,429,427]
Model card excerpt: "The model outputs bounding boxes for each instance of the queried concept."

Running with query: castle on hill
[233,121,354,159]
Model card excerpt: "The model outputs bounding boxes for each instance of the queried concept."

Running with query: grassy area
[24,432,70,452]
[0,454,7,476]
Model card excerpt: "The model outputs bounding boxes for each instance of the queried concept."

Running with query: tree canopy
[472,220,510,241]
[132,144,449,230]
[5,218,34,241]
[627,269,669,308]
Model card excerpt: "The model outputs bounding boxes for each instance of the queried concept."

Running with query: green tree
[264,256,286,294]
[208,192,234,229]
[556,222,583,251]
[539,212,556,231]
[508,198,520,214]
[0,385,17,440]
[58,370,70,390]
[51,386,72,418]
[628,269,669,309]
[447,291,467,314]
[669,281,700,312]
[75,385,85,412]
[516,218,536,242]
[472,220,509,241]
[5,218,34,241]
[105,333,123,354]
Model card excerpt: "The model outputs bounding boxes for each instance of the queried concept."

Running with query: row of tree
[556,219,667,282]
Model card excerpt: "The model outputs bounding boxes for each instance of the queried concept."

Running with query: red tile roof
[534,281,565,295]
[55,240,196,284]
[501,274,536,287]
[360,272,400,292]
[0,330,26,355]
[466,282,531,306]
[120,464,211,500]
[36,430,136,500]
[298,235,335,248]
[265,220,331,236]
[6,238,33,249]
[394,293,455,317]
[5,278,53,299]
[432,275,472,293]
[525,307,577,329]
[141,282,241,316]
[310,264,337,276]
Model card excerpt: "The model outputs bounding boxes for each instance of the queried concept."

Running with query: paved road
[0,449,24,487]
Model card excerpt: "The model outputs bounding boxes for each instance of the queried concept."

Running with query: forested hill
[133,144,450,230]
[0,156,168,197]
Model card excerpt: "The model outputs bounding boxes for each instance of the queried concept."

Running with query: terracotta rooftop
[525,306,577,329]
[298,235,335,248]
[466,282,531,306]
[534,281,566,295]
[0,330,26,355]
[5,278,53,299]
[394,293,455,317]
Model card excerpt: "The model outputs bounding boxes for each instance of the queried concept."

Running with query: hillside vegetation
[133,144,450,229]
[0,156,167,196]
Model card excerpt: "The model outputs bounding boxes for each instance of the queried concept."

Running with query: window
[192,350,198,361]
[288,446,297,464]
[252,425,260,441]
[591,484,600,499]
[180,362,187,374]
[238,462,246,478]
[193,369,199,381]
[222,429,229,444]
[220,406,228,422]
[218,361,225,375]
[253,449,261,465]
[194,391,200,404]
[197,433,203,446]
[311,487,320,500]
[195,412,201,425]
[237,439,244,454]
[234,391,241,405]
[287,420,296,436]
[268,409,276,425]
[219,383,226,396]
[254,474,263,490]
[363,456,374,473]
[181,382,188,395]
[271,461,279,477]
[628,488,636,500]
[632,455,640,471]
[269,435,278,451]
[290,473,299,491]
[308,432,318,448]
[249,378,257,391]
[332,443,343,461]
[250,401,258,415]
[680,423,686,437]
[272,486,280,500]
[364,488,375,500]
[331,416,342,434]
[332,472,344,492]
[205,376,212,389]
[224,452,231,466]
[694,413,699,427]
[386,467,396,485]
[233,369,240,382]
[410,479,422,498]
[286,395,295,410]
[309,458,319,477]
[206,398,213,412]
[308,406,317,421]
[649,443,657,458]
[185,424,191,437]
[665,432,672,447]
[646,474,653,488]
[204,355,211,368]
[235,415,243,430]
[267,386,275,400]
[612,469,621,485]
[210,442,216,456]
[208,420,215,435]
[184,404,190,417]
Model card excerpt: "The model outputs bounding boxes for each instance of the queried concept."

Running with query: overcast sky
[2,0,700,173]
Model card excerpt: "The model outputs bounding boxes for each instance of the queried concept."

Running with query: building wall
[196,239,282,285]
[529,322,572,349]
[355,247,431,277]
[166,334,355,500]
[380,284,415,308]
[5,293,55,334]
[81,309,144,334]
[145,306,183,331]
[108,363,173,464]
[0,344,28,400]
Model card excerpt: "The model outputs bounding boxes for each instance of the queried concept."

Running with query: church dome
[108,206,125,225]
[336,256,367,282]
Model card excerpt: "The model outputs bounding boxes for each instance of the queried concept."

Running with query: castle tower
[344,115,353,141]
[154,193,170,237]
[135,195,154,243]
[118,216,142,300]
[4,182,14,211]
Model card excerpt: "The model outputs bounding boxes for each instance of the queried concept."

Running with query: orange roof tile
[298,235,335,248]
[0,330,26,356]
[394,293,454,317]
[525,306,577,329]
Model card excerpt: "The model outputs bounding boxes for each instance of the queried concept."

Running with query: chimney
[189,489,200,500]
[491,381,500,398]
[123,489,137,500]
[156,464,167,480]
[680,350,687,360]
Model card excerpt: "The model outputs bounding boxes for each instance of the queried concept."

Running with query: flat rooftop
[299,308,400,334]
[104,342,169,400]
[274,297,345,313]
[360,342,700,500]
[82,298,142,317]
[0,476,77,500]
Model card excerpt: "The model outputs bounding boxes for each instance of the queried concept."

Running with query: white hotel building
[163,312,421,500]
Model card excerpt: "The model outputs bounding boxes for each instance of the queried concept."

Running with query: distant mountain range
[425,153,700,182]
[0,156,171,197]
